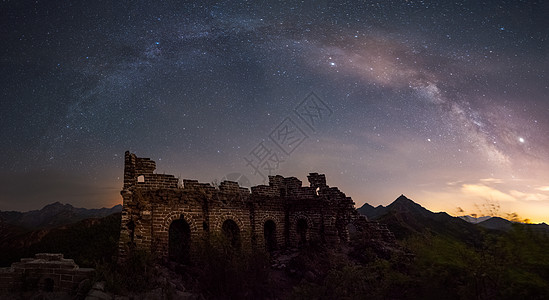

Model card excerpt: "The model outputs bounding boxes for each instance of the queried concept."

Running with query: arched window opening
[264,220,277,252]
[346,223,358,241]
[127,220,136,242]
[202,221,209,232]
[169,219,191,264]
[222,219,241,249]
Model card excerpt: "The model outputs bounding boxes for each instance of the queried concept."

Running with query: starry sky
[1,1,548,223]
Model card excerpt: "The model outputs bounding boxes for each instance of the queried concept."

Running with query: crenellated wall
[118,151,394,262]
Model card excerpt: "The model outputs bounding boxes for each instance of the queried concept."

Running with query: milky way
[1,1,548,222]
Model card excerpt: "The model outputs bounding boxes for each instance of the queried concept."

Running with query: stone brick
[61,274,73,281]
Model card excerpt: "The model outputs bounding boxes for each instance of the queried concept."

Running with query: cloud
[509,190,549,202]
[536,186,549,192]
[459,182,549,203]
[480,178,504,184]
[461,184,516,202]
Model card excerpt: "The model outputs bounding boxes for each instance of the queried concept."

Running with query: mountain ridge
[358,195,549,237]
[357,195,481,241]
[0,202,122,229]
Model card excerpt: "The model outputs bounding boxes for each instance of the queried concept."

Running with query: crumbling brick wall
[0,253,93,294]
[119,152,394,262]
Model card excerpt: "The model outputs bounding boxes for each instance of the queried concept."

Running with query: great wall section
[119,151,395,262]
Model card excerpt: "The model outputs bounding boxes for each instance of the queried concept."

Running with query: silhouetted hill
[385,195,434,218]
[477,217,549,234]
[356,202,375,216]
[478,216,512,231]
[359,195,483,243]
[358,195,549,245]
[357,202,388,220]
[0,212,121,267]
[359,194,432,220]
[0,202,122,229]
[529,222,549,235]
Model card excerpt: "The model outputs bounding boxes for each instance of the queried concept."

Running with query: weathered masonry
[0,253,93,293]
[119,152,394,262]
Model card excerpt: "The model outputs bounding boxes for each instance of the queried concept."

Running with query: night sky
[1,1,548,223]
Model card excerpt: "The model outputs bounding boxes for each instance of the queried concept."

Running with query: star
[0,0,548,224]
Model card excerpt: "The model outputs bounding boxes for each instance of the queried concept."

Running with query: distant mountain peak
[42,202,72,210]
[388,195,424,210]
[394,194,413,204]
[358,195,482,240]
[478,216,512,231]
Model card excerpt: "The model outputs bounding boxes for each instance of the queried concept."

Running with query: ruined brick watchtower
[118,152,392,263]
